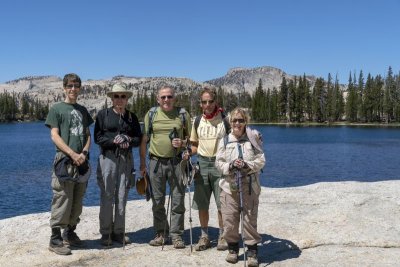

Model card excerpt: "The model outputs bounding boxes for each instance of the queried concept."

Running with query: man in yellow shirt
[189,86,229,251]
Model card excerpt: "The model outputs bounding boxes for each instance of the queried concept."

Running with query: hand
[114,134,131,144]
[171,138,183,149]
[231,159,245,169]
[140,165,147,177]
[119,142,129,149]
[71,151,86,166]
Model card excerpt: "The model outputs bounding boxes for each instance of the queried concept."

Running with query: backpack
[146,106,188,142]
[193,112,231,136]
[223,126,263,153]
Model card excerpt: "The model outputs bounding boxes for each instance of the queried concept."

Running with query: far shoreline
[2,119,400,128]
[250,121,400,128]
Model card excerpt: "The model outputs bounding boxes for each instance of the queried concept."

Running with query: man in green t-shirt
[139,85,191,249]
[45,73,94,255]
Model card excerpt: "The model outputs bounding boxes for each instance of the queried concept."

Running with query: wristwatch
[82,150,88,156]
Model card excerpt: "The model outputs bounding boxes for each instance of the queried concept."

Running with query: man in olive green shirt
[139,85,191,249]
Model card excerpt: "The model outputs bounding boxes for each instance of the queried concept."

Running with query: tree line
[249,66,400,123]
[1,66,399,124]
[0,91,48,122]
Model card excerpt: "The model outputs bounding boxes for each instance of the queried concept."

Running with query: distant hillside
[0,66,319,114]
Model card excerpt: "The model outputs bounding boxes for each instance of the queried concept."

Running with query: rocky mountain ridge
[0,66,318,114]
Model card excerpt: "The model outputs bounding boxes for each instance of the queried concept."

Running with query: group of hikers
[45,73,266,266]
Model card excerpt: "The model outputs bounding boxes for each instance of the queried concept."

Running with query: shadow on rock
[128,226,155,244]
[258,234,301,266]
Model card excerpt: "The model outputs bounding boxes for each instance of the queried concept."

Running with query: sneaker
[225,250,238,264]
[194,236,211,251]
[172,237,185,249]
[100,234,113,246]
[112,233,131,244]
[247,250,259,267]
[62,229,86,248]
[217,236,228,251]
[149,233,166,246]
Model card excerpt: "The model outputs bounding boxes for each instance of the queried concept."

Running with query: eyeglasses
[160,95,174,100]
[113,94,127,99]
[232,118,245,124]
[65,84,80,89]
[201,99,215,105]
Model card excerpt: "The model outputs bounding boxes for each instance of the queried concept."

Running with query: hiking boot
[149,233,166,246]
[217,235,228,251]
[172,237,185,249]
[62,225,86,248]
[49,228,71,255]
[194,236,211,251]
[225,250,238,264]
[112,233,131,244]
[226,242,239,264]
[247,249,259,267]
[100,234,113,246]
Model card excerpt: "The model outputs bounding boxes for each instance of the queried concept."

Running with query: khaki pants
[220,186,261,246]
[50,174,87,229]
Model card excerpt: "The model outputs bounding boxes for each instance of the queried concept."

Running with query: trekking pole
[186,138,194,253]
[162,127,178,250]
[123,162,134,250]
[236,144,246,267]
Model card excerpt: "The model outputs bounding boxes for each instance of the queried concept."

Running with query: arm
[50,127,86,166]
[94,110,115,148]
[215,138,231,176]
[139,134,148,176]
[128,113,142,147]
[244,148,266,174]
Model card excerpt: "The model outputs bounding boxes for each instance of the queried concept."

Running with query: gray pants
[220,183,261,246]
[149,157,185,239]
[97,150,134,235]
[50,173,87,229]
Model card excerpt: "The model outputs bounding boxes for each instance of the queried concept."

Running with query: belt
[149,153,181,173]
[198,155,216,161]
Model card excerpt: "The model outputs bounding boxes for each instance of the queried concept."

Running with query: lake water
[1,122,399,219]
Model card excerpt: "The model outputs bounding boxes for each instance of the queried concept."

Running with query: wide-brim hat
[107,82,133,98]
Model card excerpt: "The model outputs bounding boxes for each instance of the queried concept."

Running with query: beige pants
[220,186,261,246]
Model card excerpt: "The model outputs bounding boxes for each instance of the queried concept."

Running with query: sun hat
[107,82,133,98]
[136,175,148,196]
[136,173,152,201]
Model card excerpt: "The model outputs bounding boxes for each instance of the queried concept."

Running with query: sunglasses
[232,118,245,124]
[201,99,215,105]
[114,94,127,99]
[160,95,174,100]
[65,84,80,89]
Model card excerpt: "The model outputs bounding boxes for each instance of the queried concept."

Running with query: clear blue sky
[1,0,399,84]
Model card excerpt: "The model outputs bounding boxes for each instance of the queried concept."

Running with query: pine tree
[346,73,358,122]
[279,76,288,121]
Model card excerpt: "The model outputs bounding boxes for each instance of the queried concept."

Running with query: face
[64,80,81,103]
[157,88,175,112]
[112,93,128,109]
[200,92,216,115]
[231,112,246,137]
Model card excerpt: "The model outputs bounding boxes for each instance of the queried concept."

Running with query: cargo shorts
[192,155,222,210]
